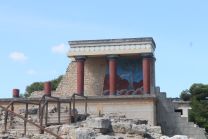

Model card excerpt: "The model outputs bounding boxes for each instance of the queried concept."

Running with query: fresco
[103,57,143,95]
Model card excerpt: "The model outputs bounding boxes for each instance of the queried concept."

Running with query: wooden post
[24,103,28,135]
[45,101,48,126]
[85,97,87,116]
[58,100,60,124]
[69,102,71,124]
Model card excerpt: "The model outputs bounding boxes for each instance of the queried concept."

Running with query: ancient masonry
[33,37,207,138]
[56,38,156,97]
[0,37,207,139]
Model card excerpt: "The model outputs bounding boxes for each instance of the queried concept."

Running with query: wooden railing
[0,93,88,138]
[0,105,63,139]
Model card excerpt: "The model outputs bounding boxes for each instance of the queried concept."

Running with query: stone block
[130,124,147,135]
[86,117,111,129]
[96,135,115,139]
[58,124,75,135]
[170,135,188,139]
[75,127,95,139]
[111,122,131,134]
[147,126,161,134]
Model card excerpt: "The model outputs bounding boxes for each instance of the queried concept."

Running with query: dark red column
[142,57,152,94]
[108,55,118,95]
[44,81,52,96]
[76,56,86,96]
[13,89,19,98]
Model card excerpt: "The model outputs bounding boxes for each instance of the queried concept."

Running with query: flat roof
[69,37,156,48]
[68,37,156,57]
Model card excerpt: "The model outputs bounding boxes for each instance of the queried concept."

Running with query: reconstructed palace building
[0,37,206,139]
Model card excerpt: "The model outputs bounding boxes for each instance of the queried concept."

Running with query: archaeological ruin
[0,37,207,139]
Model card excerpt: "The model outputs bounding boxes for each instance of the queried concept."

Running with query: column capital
[107,55,119,60]
[142,54,156,61]
[75,56,87,61]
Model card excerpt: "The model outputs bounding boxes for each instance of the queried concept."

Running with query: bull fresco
[103,57,143,95]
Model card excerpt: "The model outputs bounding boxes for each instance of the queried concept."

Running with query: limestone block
[75,127,95,139]
[170,135,188,139]
[130,124,147,135]
[147,126,162,134]
[31,134,56,139]
[160,136,170,139]
[111,122,131,134]
[96,135,115,139]
[86,117,111,129]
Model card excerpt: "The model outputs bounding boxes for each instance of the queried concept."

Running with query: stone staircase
[156,91,207,139]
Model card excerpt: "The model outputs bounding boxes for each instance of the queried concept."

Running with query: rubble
[0,112,190,139]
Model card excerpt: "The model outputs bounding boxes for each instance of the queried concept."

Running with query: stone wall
[0,95,156,126]
[55,61,77,96]
[56,57,106,97]
[84,57,106,96]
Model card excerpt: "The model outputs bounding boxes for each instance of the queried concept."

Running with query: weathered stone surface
[96,135,115,139]
[111,122,131,134]
[31,134,56,139]
[160,135,188,139]
[0,134,9,139]
[170,135,188,139]
[130,124,147,135]
[0,112,194,139]
[160,136,170,139]
[147,133,162,139]
[87,117,111,129]
[58,124,75,135]
[45,125,61,134]
[146,126,162,138]
[147,126,161,134]
[75,127,95,139]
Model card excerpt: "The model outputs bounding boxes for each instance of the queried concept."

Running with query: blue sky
[0,0,208,98]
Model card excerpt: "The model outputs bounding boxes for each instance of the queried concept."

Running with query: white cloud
[51,43,68,54]
[26,69,37,75]
[9,51,27,62]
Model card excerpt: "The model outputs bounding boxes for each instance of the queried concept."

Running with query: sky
[0,0,208,98]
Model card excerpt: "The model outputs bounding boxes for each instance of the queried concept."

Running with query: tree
[188,83,208,132]
[51,75,63,90]
[25,75,63,97]
[180,89,191,101]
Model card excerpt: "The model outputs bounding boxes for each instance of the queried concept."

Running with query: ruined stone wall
[84,57,106,96]
[56,57,106,97]
[55,61,77,96]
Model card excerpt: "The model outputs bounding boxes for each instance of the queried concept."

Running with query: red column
[44,81,52,96]
[13,89,19,98]
[108,56,118,95]
[76,56,86,96]
[143,57,152,94]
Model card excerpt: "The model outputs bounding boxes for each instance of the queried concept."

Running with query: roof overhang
[68,37,156,57]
